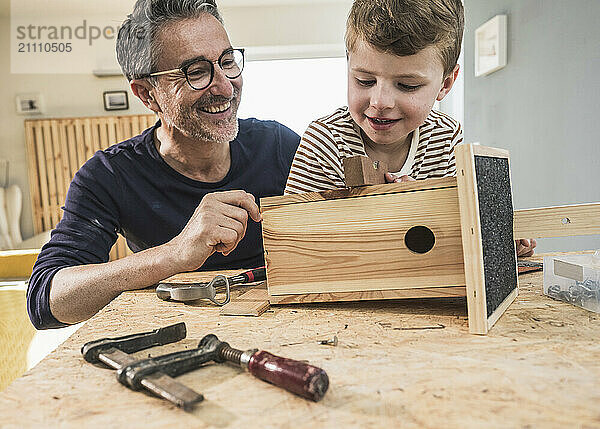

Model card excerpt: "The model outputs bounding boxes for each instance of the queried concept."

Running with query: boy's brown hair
[345,0,464,77]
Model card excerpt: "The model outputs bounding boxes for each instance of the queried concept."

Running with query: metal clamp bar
[117,340,224,390]
[81,322,187,364]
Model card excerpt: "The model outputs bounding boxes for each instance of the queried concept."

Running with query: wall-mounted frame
[16,93,44,114]
[475,15,507,77]
[103,90,129,111]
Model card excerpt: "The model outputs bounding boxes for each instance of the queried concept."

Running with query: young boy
[285,0,536,256]
[285,0,463,193]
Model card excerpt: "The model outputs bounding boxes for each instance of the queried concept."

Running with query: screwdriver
[212,266,266,288]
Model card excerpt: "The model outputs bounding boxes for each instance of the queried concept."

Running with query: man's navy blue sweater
[28,118,300,329]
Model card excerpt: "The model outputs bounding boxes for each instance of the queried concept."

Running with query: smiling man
[27,0,300,329]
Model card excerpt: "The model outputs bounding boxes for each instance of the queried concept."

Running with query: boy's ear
[130,79,162,113]
[436,64,460,101]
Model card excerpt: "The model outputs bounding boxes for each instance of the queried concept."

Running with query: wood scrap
[343,155,387,187]
[220,282,270,316]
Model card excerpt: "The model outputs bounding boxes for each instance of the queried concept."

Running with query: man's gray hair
[116,0,223,81]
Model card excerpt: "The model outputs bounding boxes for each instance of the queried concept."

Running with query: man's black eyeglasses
[141,48,245,91]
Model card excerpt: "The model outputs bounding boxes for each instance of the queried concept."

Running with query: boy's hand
[516,238,537,257]
[385,173,416,183]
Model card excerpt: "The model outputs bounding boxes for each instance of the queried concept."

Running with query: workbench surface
[1,259,599,428]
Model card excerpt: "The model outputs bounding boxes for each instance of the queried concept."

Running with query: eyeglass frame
[138,48,245,91]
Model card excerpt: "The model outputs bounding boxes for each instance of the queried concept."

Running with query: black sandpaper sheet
[474,156,518,318]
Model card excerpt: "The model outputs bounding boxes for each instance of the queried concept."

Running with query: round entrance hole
[404,226,435,254]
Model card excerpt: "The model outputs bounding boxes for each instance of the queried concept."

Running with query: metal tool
[119,333,329,402]
[156,267,266,305]
[81,322,204,410]
[517,260,543,274]
[318,336,338,346]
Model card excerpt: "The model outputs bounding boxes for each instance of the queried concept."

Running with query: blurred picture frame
[103,90,129,111]
[16,93,44,114]
[475,15,507,77]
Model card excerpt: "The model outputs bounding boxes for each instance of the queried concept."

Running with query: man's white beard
[162,88,241,144]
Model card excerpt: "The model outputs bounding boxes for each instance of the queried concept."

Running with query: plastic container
[543,251,600,313]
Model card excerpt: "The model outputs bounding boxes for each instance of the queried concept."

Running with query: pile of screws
[547,279,600,309]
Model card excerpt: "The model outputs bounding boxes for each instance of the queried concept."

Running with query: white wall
[464,0,599,252]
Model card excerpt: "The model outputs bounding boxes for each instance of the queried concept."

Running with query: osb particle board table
[1,257,599,429]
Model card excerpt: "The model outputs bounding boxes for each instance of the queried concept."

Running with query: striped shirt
[285,107,463,194]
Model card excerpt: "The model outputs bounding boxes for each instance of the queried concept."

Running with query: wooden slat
[58,122,71,200]
[455,143,488,334]
[130,116,141,135]
[24,122,43,234]
[87,119,99,158]
[121,117,132,139]
[24,114,154,259]
[269,285,467,304]
[261,177,458,208]
[220,283,270,316]
[65,121,79,180]
[467,145,510,159]
[116,117,125,143]
[98,119,109,152]
[52,121,67,221]
[73,119,87,170]
[144,114,156,129]
[186,281,467,311]
[33,124,51,231]
[41,121,60,228]
[514,203,600,239]
[106,118,118,150]
[139,115,148,130]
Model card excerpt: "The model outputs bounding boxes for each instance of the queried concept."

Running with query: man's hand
[516,238,537,257]
[49,191,261,326]
[385,172,417,183]
[170,190,262,271]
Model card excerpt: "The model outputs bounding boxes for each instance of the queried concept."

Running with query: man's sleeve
[284,121,346,194]
[276,122,300,177]
[27,153,123,329]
